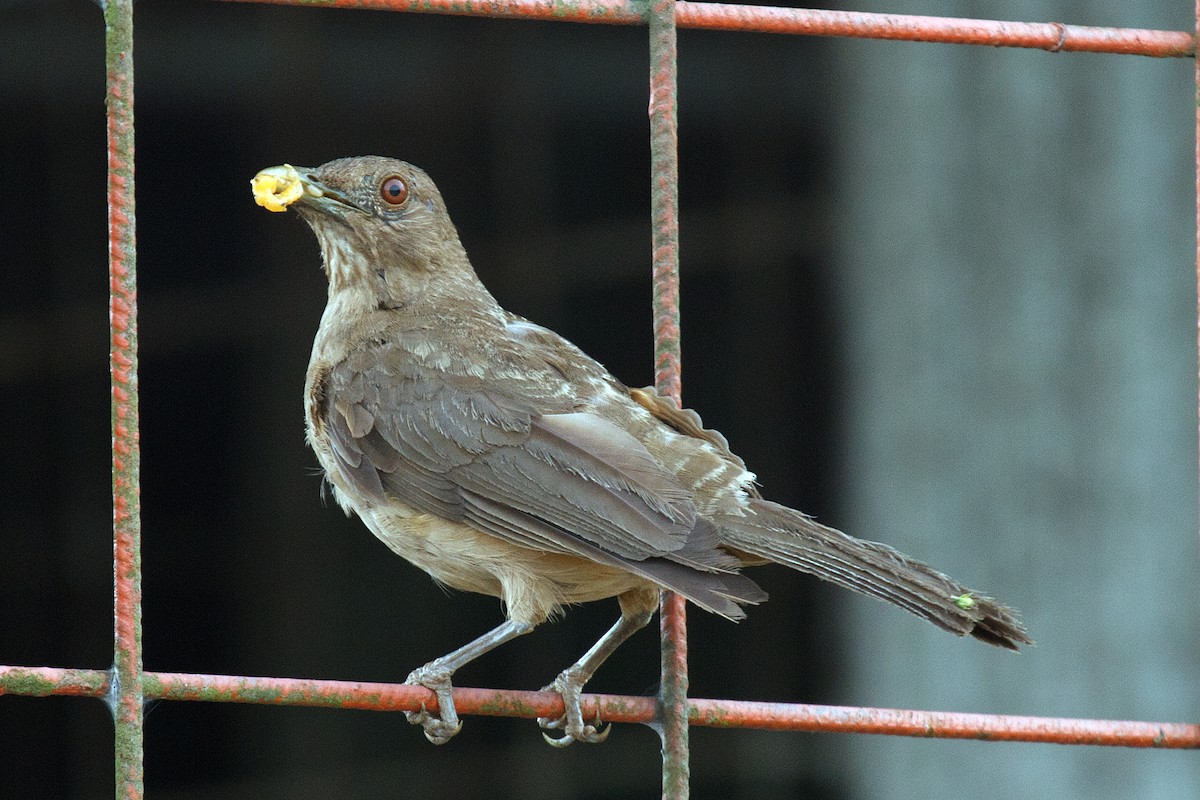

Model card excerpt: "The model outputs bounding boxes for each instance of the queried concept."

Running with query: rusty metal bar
[0,666,111,698]
[4,666,1199,749]
[650,0,683,408]
[211,0,1194,58]
[684,699,1200,748]
[105,1,143,798]
[647,0,687,795]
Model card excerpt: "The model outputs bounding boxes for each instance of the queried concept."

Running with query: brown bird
[251,156,1030,746]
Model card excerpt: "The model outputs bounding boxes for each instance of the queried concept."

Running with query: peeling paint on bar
[646,0,689,796]
[212,0,1195,58]
[3,666,1198,748]
[0,667,110,698]
[105,1,144,798]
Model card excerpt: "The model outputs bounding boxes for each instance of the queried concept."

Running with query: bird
[251,155,1031,746]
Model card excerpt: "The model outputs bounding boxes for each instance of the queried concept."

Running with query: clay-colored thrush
[252,156,1030,746]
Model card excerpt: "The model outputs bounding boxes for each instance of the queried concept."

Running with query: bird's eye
[379,176,409,207]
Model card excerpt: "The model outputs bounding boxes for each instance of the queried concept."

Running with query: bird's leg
[539,591,657,747]
[405,618,533,744]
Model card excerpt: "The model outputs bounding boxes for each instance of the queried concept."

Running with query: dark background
[4,2,844,797]
[2,1,1197,799]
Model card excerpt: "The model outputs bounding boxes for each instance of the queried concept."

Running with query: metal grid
[1,1,1198,798]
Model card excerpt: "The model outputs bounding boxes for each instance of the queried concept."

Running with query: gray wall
[833,2,1199,797]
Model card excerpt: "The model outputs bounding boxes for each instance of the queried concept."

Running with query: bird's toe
[537,672,610,746]
[405,664,462,744]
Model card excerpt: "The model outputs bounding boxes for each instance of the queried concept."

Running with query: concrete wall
[832,3,1199,797]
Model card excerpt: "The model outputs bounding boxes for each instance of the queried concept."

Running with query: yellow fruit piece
[252,164,304,212]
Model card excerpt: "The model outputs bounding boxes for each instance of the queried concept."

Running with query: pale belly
[357,501,653,625]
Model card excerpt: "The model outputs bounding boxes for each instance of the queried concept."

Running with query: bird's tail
[718,499,1031,650]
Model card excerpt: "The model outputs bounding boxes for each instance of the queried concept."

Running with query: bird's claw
[537,672,610,746]
[404,665,462,745]
[404,702,463,745]
[539,708,610,747]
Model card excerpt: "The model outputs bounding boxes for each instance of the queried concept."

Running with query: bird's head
[252,156,479,304]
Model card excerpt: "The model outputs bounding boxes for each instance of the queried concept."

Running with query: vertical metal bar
[106,1,143,798]
[649,3,683,405]
[1196,0,1199,552]
[648,0,688,797]
[658,597,689,800]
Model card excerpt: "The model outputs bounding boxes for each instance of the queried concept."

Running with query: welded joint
[1046,21,1068,52]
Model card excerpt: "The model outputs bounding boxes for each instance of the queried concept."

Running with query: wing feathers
[531,414,695,519]
[323,360,748,584]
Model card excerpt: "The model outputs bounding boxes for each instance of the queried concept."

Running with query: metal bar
[647,0,688,794]
[684,698,1200,748]
[672,4,1193,55]
[5,666,1198,749]
[648,5,681,402]
[0,666,110,698]
[105,1,143,798]
[210,0,1195,58]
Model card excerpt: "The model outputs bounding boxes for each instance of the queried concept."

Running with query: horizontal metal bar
[211,0,1195,57]
[685,698,1200,748]
[0,666,110,698]
[3,665,1196,749]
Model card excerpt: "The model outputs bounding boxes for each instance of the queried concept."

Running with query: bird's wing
[627,385,763,500]
[319,340,739,572]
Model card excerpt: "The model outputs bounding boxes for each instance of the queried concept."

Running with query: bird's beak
[251,164,361,215]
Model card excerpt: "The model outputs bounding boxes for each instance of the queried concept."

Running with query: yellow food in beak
[252,164,305,212]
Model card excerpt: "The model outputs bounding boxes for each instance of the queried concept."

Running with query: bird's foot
[537,669,610,747]
[404,663,462,744]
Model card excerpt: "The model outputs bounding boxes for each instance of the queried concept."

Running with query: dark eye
[380,175,409,206]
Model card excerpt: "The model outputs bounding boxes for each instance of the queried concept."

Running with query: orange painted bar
[3,666,1197,749]
[213,0,1195,57]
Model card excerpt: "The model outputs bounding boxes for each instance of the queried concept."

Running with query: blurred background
[1,0,1197,797]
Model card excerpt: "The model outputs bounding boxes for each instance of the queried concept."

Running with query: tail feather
[628,558,769,621]
[719,499,1031,650]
